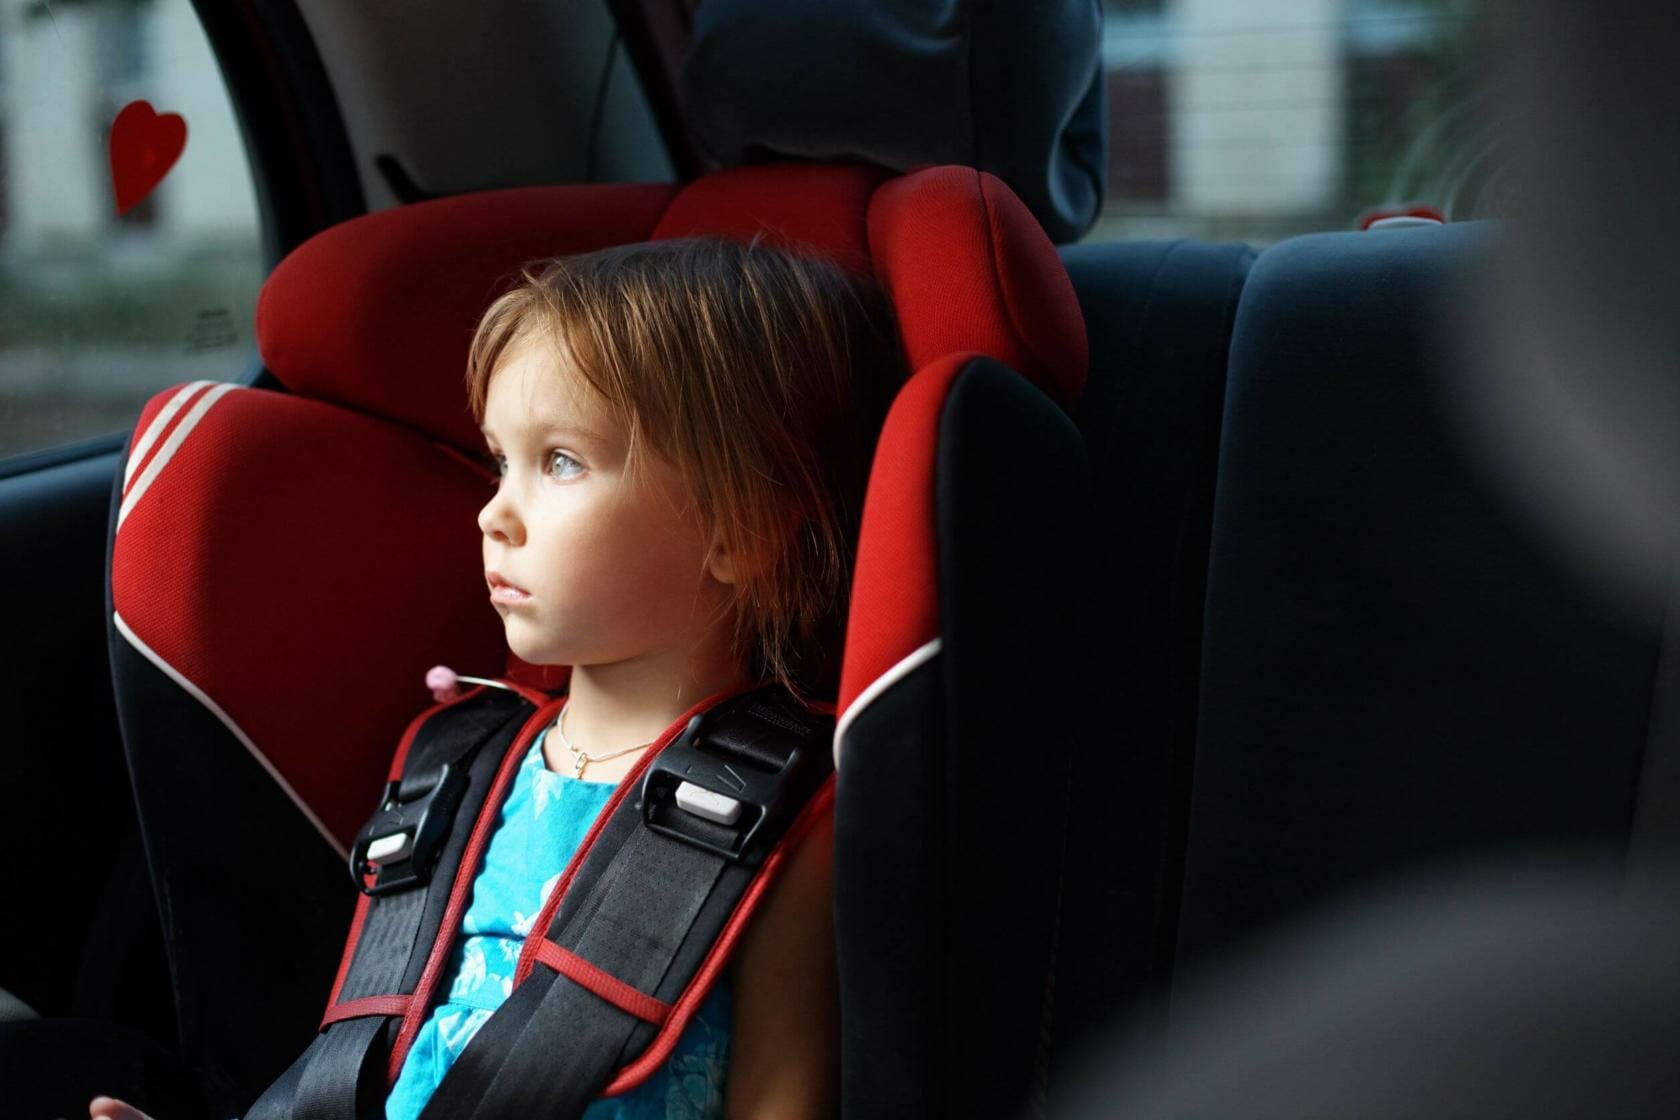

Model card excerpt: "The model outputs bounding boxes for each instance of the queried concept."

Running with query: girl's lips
[486,571,531,603]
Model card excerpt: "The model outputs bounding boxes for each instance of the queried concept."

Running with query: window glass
[1091,0,1491,244]
[0,0,263,462]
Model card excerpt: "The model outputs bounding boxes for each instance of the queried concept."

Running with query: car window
[1090,0,1490,245]
[0,0,264,465]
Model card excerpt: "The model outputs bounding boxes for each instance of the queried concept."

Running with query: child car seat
[107,160,1090,1117]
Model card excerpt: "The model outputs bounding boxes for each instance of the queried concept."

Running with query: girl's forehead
[485,336,622,442]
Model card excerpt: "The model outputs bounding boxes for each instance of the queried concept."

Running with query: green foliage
[1344,0,1488,209]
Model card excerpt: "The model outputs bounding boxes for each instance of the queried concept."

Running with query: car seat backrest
[109,160,1088,1113]
[1175,221,1665,987]
[1050,237,1256,1068]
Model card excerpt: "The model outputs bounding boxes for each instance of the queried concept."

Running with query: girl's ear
[706,536,740,586]
[708,511,791,586]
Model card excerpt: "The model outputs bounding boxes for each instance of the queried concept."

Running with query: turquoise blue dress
[384,723,733,1120]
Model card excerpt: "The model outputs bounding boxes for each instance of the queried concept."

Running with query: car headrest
[681,0,1107,244]
[255,162,1087,454]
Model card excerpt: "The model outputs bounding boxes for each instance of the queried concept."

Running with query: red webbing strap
[534,941,672,1025]
[320,995,411,1026]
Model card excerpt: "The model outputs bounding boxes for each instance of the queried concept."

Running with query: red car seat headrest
[255,162,1087,457]
[865,165,1087,408]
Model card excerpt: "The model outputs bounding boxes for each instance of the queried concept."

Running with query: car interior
[2,1,1677,1118]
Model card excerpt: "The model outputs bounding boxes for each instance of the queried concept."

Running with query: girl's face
[476,335,734,670]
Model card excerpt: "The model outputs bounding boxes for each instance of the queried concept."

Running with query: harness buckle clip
[640,710,823,865]
[348,761,470,895]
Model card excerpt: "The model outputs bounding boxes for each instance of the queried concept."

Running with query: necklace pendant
[571,751,588,779]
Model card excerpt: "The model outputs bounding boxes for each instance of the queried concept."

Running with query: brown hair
[465,235,903,703]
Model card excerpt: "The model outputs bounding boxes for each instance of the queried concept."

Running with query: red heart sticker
[109,99,187,216]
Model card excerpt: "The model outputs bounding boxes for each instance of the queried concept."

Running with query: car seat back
[1051,237,1255,1071]
[1175,221,1665,985]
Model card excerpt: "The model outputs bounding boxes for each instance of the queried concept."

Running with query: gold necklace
[553,703,655,779]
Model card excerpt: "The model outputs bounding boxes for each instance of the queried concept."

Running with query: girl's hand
[89,1096,156,1120]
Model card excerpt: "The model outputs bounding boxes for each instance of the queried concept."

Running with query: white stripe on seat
[833,636,943,769]
[117,382,239,529]
[124,381,213,490]
[112,608,348,861]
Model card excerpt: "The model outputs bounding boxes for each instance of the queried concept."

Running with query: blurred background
[0,0,261,460]
[1094,0,1490,241]
[0,0,1488,463]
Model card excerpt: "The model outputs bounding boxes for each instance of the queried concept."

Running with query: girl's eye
[484,450,583,483]
[547,450,584,480]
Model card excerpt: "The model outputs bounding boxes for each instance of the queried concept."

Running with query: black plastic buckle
[640,712,821,865]
[348,762,470,896]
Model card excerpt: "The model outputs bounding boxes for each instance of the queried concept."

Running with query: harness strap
[244,687,542,1120]
[416,686,834,1120]
[245,683,831,1120]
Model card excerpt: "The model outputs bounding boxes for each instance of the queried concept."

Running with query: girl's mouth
[486,571,532,603]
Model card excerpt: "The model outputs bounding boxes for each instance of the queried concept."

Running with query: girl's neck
[549,652,754,782]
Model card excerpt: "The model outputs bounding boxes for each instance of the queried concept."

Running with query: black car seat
[106,160,1091,1118]
[1172,220,1669,983]
[1052,237,1256,1073]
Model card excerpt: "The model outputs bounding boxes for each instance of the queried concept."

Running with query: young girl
[91,234,904,1120]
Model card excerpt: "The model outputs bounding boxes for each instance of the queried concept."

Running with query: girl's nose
[477,491,523,546]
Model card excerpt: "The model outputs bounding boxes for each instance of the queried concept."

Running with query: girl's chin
[502,629,574,669]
